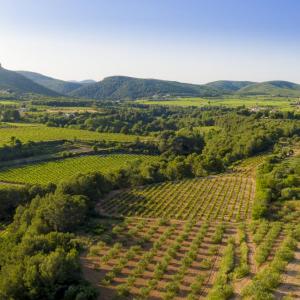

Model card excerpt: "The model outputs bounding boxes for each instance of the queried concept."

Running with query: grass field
[45,107,100,113]
[0,154,159,185]
[138,96,298,110]
[0,100,18,106]
[0,123,145,145]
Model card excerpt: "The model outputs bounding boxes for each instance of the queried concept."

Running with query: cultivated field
[138,97,298,110]
[98,175,254,222]
[81,153,300,299]
[0,154,158,185]
[97,155,266,222]
[82,218,300,300]
[0,123,144,145]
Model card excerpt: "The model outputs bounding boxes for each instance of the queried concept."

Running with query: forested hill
[0,67,60,97]
[18,71,83,95]
[237,81,300,96]
[2,66,300,99]
[69,76,221,99]
[205,80,255,93]
[70,76,300,100]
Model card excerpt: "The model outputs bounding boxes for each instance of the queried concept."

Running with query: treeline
[0,138,65,162]
[0,184,55,221]
[28,105,229,135]
[30,99,96,107]
[205,115,300,165]
[252,140,300,219]
[0,107,20,122]
[0,173,111,300]
[23,102,300,136]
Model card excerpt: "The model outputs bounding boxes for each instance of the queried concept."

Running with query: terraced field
[0,154,158,185]
[0,123,145,145]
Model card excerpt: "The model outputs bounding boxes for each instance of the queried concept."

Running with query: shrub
[212,224,225,244]
[242,233,298,299]
[116,284,130,297]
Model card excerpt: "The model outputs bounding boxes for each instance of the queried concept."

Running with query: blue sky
[0,0,300,83]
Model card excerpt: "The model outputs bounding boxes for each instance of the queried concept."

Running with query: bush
[242,233,298,299]
[116,284,130,297]
[64,283,98,300]
[212,224,226,244]
[207,240,234,300]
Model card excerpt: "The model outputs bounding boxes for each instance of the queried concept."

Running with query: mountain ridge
[1,66,300,99]
[70,75,221,99]
[17,71,83,95]
[0,67,60,97]
[237,80,300,96]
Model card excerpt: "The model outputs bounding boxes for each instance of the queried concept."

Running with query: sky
[0,0,300,84]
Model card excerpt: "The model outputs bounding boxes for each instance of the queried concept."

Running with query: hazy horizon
[1,0,300,84]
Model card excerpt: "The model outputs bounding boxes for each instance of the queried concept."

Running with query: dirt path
[232,229,257,299]
[0,180,25,186]
[273,242,300,299]
[199,226,236,299]
[0,146,93,169]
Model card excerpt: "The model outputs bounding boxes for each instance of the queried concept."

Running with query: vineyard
[138,97,297,110]
[0,154,158,185]
[232,153,269,176]
[0,123,145,145]
[97,154,272,222]
[82,218,300,300]
[98,175,254,222]
[80,152,300,299]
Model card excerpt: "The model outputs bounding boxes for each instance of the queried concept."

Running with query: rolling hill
[237,81,300,96]
[2,65,300,99]
[71,76,300,100]
[206,80,255,93]
[70,75,221,100]
[70,79,97,84]
[0,67,59,97]
[18,71,83,95]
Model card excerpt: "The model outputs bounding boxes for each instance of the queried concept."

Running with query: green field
[0,123,145,145]
[0,154,159,184]
[0,100,19,106]
[138,96,298,110]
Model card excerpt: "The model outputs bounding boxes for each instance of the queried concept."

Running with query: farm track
[0,146,94,170]
[0,180,25,186]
